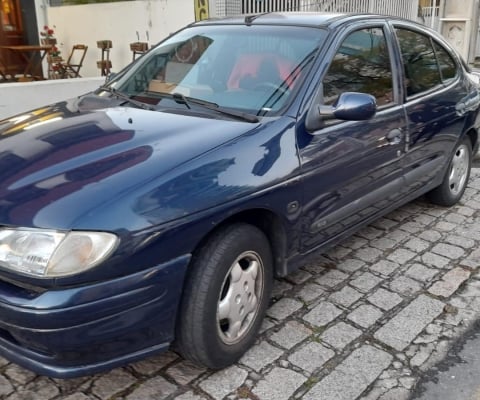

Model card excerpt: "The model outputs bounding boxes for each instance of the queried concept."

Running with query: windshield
[108,24,326,116]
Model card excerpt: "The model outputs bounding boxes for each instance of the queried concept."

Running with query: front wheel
[175,223,273,369]
[426,136,472,206]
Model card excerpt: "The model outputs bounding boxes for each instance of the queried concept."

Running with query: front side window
[323,27,393,106]
[395,28,443,96]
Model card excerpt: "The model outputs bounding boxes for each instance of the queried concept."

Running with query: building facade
[0,0,479,79]
[211,0,480,66]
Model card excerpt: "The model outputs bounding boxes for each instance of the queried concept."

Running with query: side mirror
[321,92,376,121]
[306,92,377,132]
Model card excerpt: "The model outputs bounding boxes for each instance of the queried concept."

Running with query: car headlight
[0,228,118,277]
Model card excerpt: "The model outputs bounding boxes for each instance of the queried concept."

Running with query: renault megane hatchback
[0,12,478,377]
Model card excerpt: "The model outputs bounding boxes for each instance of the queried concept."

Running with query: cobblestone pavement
[2,168,480,400]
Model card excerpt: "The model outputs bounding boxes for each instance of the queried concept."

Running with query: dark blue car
[0,13,478,378]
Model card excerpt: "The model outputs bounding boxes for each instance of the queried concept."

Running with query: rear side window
[323,27,393,106]
[433,41,457,82]
[395,28,457,97]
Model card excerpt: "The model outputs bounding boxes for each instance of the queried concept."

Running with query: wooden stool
[97,40,112,76]
[130,42,148,61]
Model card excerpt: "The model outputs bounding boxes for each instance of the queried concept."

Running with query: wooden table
[0,45,52,80]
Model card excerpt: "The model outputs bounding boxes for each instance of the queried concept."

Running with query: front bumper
[0,254,190,378]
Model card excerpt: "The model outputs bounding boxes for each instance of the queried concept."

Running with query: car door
[298,23,408,252]
[392,23,469,194]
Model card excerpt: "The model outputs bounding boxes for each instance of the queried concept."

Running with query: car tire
[426,136,472,206]
[175,223,273,369]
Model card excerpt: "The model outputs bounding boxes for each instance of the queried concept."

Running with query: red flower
[40,26,55,37]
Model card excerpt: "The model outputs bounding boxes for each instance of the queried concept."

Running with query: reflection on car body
[0,12,478,378]
[456,89,480,116]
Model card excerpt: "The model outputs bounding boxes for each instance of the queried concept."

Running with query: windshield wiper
[98,85,156,111]
[171,92,259,123]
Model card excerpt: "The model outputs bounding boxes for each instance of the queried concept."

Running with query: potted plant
[40,25,57,46]
[47,45,62,63]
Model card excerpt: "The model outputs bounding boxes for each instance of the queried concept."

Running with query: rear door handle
[386,128,402,145]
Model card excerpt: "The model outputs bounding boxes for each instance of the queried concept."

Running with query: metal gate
[212,0,420,21]
[418,0,441,30]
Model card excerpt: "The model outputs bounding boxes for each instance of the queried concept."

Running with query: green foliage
[52,0,134,6]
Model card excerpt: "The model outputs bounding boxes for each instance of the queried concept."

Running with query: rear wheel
[426,136,472,206]
[176,223,273,369]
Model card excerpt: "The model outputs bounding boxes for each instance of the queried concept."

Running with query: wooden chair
[0,52,15,81]
[60,44,88,78]
[0,57,9,81]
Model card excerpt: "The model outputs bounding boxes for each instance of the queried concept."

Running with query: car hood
[0,100,259,229]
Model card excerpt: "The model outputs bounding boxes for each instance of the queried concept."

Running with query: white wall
[45,0,195,78]
[0,77,104,120]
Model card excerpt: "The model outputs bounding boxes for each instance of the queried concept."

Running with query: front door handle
[386,128,402,145]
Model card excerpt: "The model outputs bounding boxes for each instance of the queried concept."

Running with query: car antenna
[245,12,271,25]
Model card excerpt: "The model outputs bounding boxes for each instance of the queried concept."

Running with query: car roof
[193,12,405,29]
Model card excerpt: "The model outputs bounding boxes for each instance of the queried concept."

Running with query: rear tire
[175,223,273,369]
[426,136,472,206]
